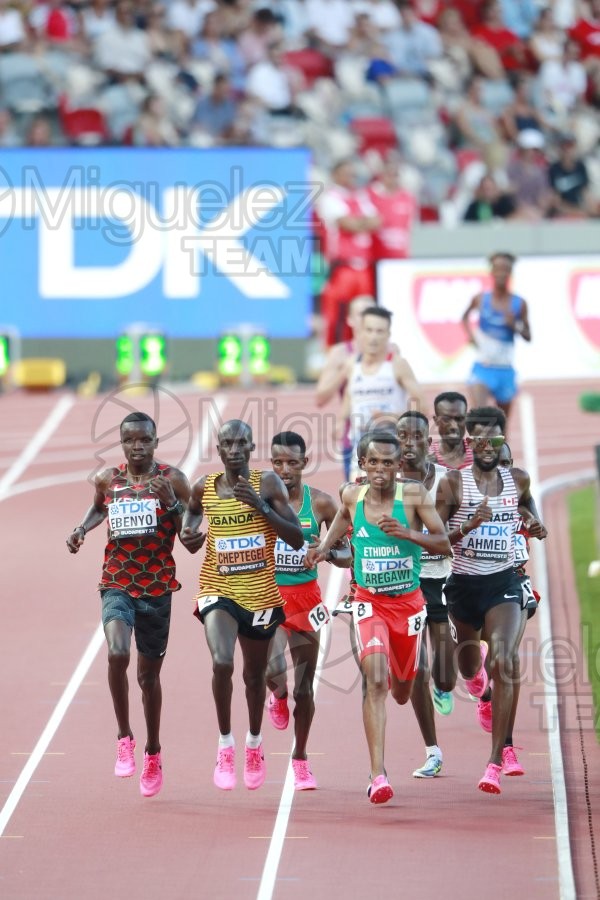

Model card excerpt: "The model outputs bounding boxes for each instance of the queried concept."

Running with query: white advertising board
[378,256,600,383]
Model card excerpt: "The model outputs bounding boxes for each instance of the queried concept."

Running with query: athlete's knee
[242,666,264,692]
[137,666,160,693]
[266,656,286,684]
[107,646,130,667]
[390,682,412,705]
[212,656,234,681]
[489,647,516,682]
[293,675,315,705]
[364,673,388,698]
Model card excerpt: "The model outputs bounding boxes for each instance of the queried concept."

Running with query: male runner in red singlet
[180,419,303,792]
[66,412,197,798]
[436,406,546,795]
[310,430,450,804]
[266,431,351,790]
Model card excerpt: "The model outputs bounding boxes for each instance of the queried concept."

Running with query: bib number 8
[352,601,373,626]
[407,609,426,636]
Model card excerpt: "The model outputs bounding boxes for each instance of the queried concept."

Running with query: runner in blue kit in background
[462,253,531,421]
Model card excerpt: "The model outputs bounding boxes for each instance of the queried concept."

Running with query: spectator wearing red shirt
[569,0,600,60]
[472,0,528,72]
[316,158,380,347]
[367,154,417,261]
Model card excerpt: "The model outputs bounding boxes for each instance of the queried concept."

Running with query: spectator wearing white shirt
[529,7,564,65]
[238,7,282,67]
[0,3,26,48]
[245,40,303,114]
[539,38,587,121]
[94,1,152,80]
[305,0,356,53]
[166,0,215,41]
[81,0,116,42]
[384,0,442,78]
[352,0,401,32]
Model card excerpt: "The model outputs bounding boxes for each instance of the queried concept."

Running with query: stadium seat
[350,117,397,156]
[282,49,334,87]
[60,105,108,145]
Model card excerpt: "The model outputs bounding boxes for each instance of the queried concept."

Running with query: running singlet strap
[275,484,319,586]
[197,469,283,612]
[420,464,452,579]
[352,483,421,595]
[449,466,519,575]
[100,463,180,598]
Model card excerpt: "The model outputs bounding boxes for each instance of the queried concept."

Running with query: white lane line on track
[0,395,74,500]
[256,564,344,900]
[0,394,227,838]
[519,392,576,900]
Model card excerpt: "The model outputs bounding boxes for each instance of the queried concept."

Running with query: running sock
[218,733,235,749]
[246,731,262,749]
[426,744,442,760]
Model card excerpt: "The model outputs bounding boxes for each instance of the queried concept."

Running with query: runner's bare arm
[308,484,356,564]
[336,374,352,442]
[310,489,352,568]
[512,298,531,342]
[393,356,426,411]
[315,344,347,407]
[233,471,304,549]
[378,483,451,556]
[462,293,481,344]
[435,469,475,544]
[66,468,112,553]
[513,467,547,538]
[180,476,207,553]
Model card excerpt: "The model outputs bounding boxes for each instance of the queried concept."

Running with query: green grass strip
[568,487,600,741]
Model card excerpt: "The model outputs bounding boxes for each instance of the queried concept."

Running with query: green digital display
[115,335,135,376]
[0,335,10,376]
[217,334,243,377]
[140,334,167,377]
[248,335,270,376]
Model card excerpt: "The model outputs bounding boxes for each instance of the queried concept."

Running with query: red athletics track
[0,380,598,900]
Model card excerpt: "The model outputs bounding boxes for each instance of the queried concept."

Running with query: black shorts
[421,577,448,624]
[443,568,523,632]
[195,595,285,641]
[101,589,172,659]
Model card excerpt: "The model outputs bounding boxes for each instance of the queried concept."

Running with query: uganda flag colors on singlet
[197,469,283,612]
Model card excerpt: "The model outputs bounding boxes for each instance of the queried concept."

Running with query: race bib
[352,601,373,626]
[252,607,274,627]
[521,577,536,610]
[307,602,330,633]
[274,538,308,574]
[108,498,158,538]
[407,608,427,636]
[334,596,354,616]
[198,595,219,613]
[215,532,267,575]
[360,554,413,594]
[420,528,444,563]
[514,533,529,563]
[461,522,511,562]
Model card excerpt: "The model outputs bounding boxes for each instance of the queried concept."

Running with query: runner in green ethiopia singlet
[352,483,421,595]
[275,484,318,587]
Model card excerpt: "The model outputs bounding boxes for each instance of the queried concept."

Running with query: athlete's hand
[521,515,547,540]
[66,527,85,554]
[470,496,492,527]
[306,544,328,566]
[378,514,409,538]
[150,475,177,508]
[179,526,206,553]
[232,476,261,509]
[304,536,321,568]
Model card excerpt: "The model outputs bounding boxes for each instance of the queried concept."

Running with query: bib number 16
[308,602,330,633]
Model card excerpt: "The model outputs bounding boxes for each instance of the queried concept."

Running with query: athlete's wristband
[166,499,184,516]
[460,522,470,537]
[74,524,86,536]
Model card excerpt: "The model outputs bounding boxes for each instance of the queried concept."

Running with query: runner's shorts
[421,577,448,624]
[443,567,523,632]
[353,585,427,682]
[195,595,285,641]
[469,362,517,405]
[278,580,329,635]
[101,588,172,659]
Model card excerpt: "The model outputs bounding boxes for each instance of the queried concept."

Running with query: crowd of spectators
[1,0,600,222]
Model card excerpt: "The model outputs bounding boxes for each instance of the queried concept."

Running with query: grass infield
[568,486,600,741]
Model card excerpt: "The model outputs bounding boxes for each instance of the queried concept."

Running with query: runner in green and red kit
[310,430,451,805]
[266,432,351,790]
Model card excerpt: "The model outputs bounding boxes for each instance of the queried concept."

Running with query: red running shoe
[478,762,502,795]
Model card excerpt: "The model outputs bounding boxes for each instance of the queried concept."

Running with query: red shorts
[321,265,375,346]
[353,585,426,682]
[278,580,329,634]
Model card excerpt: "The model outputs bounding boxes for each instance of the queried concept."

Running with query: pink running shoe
[114,736,136,777]
[214,746,236,790]
[244,744,266,790]
[140,751,163,797]
[268,693,290,730]
[465,642,489,699]
[477,698,493,733]
[478,762,502,794]
[502,746,525,776]
[367,774,394,805]
[292,759,317,791]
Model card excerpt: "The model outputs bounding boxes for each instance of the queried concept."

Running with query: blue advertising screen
[0,148,313,338]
